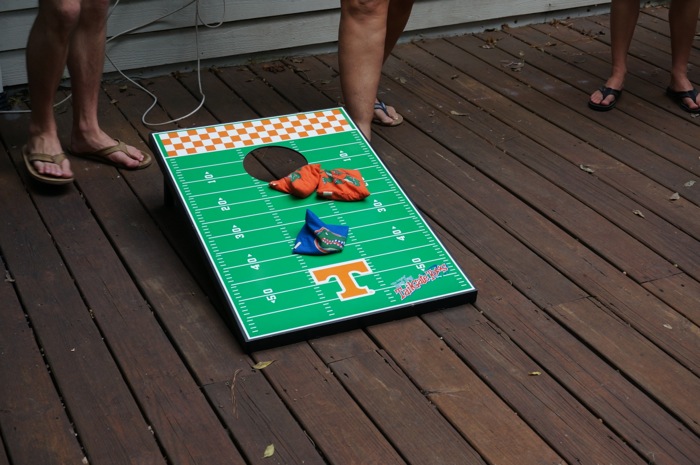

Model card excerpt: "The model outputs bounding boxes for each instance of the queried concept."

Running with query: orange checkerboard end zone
[150,108,477,351]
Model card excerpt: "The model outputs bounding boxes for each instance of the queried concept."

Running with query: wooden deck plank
[245,53,699,463]
[427,228,700,465]
[323,345,492,465]
[0,102,249,465]
[0,251,85,465]
[517,23,700,237]
[366,147,699,464]
[0,6,698,465]
[93,81,331,464]
[309,51,700,376]
[0,134,166,464]
[450,31,700,193]
[363,35,700,370]
[551,297,700,432]
[379,44,697,283]
[524,21,700,155]
[256,343,406,465]
[311,325,564,465]
[642,273,700,326]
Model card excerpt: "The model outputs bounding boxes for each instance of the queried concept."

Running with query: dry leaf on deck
[684,180,696,187]
[579,164,595,173]
[252,360,274,370]
[263,444,275,458]
[528,371,542,376]
[669,192,680,201]
[450,110,468,116]
[632,209,645,218]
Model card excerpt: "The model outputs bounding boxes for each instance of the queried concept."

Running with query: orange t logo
[310,259,375,300]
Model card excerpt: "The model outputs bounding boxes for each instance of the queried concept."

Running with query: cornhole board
[150,108,477,351]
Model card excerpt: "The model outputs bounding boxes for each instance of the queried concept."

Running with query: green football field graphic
[151,108,476,349]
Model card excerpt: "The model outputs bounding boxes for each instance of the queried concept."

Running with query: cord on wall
[106,0,226,126]
[0,0,225,124]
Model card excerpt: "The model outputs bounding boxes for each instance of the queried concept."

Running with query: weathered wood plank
[278,38,700,462]
[370,135,698,464]
[360,35,700,371]
[524,21,700,176]
[552,297,700,432]
[317,322,569,465]
[381,46,696,281]
[514,21,700,155]
[325,347,490,464]
[585,10,699,65]
[380,40,700,284]
[454,30,700,182]
[0,245,85,465]
[428,229,700,465]
[642,273,700,326]
[0,134,165,465]
[92,78,329,463]
[256,343,406,465]
[3,105,241,464]
[34,160,247,464]
[203,374,327,465]
[241,51,696,463]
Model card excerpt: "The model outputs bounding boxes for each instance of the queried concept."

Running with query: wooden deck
[1,6,698,465]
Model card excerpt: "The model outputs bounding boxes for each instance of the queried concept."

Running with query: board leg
[164,179,174,207]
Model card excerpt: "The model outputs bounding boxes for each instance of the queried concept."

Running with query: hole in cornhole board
[243,146,307,181]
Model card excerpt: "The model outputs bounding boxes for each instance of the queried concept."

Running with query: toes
[374,107,399,124]
[110,146,143,167]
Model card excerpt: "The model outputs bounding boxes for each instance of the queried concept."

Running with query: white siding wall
[0,0,613,88]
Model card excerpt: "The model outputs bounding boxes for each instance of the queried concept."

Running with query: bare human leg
[339,0,390,139]
[667,0,700,111]
[25,0,80,182]
[372,0,415,125]
[589,0,640,109]
[66,0,148,168]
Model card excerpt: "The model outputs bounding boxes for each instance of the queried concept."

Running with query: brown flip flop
[70,139,153,170]
[22,145,74,185]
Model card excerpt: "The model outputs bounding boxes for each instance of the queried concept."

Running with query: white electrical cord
[106,0,226,126]
[0,0,225,125]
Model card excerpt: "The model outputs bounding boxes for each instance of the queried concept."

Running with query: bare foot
[372,100,403,126]
[668,76,700,111]
[589,76,624,108]
[24,136,74,181]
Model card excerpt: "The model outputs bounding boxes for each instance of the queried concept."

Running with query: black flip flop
[665,87,700,114]
[588,86,622,112]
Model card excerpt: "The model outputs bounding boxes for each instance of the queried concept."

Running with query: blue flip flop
[372,101,404,126]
